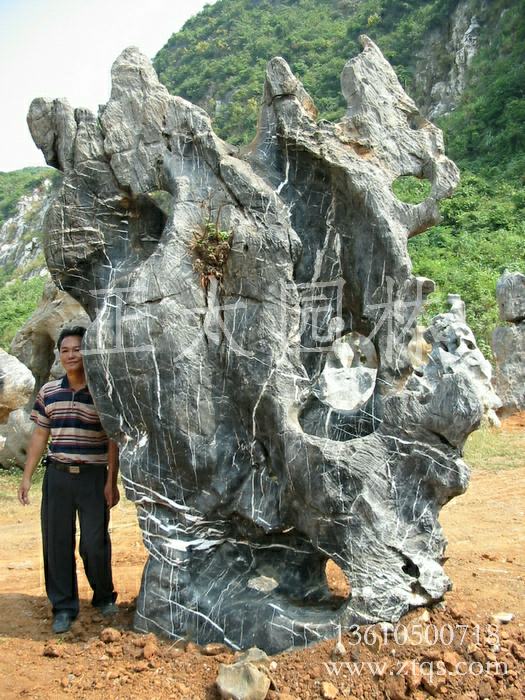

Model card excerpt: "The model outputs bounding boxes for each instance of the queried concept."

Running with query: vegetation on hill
[155,0,462,147]
[0,275,45,352]
[0,167,55,228]
[0,168,57,351]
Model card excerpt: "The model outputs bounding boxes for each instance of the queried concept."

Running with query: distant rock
[0,350,34,425]
[496,269,525,323]
[0,409,33,469]
[492,270,525,417]
[415,0,485,119]
[0,278,89,468]
[10,277,90,392]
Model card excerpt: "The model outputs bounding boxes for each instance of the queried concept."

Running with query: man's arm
[104,439,120,508]
[18,425,50,505]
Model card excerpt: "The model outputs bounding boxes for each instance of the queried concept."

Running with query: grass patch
[0,464,45,515]
[463,423,525,471]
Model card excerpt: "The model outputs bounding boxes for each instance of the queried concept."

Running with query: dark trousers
[41,465,116,618]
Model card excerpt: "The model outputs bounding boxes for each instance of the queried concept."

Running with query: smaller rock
[405,662,423,691]
[43,642,62,658]
[477,679,492,699]
[143,641,158,660]
[417,608,430,622]
[132,633,155,648]
[511,643,525,661]
[421,673,446,695]
[234,647,271,669]
[331,641,346,659]
[132,661,149,672]
[443,650,462,671]
[60,676,70,688]
[447,602,463,620]
[490,612,514,625]
[320,681,339,699]
[383,673,406,700]
[216,661,270,700]
[203,643,231,656]
[106,644,123,657]
[421,648,441,662]
[100,627,121,644]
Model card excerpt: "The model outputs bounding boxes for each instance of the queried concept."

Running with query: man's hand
[18,476,32,505]
[104,481,120,509]
[18,424,50,506]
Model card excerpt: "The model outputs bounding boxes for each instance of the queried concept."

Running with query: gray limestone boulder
[492,270,525,416]
[496,269,525,323]
[0,409,34,469]
[0,350,35,425]
[492,321,525,417]
[27,37,491,653]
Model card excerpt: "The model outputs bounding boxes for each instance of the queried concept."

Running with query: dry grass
[463,421,525,471]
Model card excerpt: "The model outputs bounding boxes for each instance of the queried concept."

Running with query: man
[18,326,119,634]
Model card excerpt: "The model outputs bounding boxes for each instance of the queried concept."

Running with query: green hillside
[0,167,58,351]
[153,0,525,356]
[0,167,54,227]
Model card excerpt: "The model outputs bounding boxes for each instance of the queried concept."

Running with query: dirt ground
[0,416,524,700]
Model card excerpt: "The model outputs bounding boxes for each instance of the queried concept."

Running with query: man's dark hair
[57,326,87,350]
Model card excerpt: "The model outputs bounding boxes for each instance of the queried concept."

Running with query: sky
[0,0,217,172]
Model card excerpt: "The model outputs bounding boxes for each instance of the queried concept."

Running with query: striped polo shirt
[31,375,108,465]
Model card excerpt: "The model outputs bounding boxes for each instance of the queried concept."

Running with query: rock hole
[121,193,168,258]
[314,332,378,412]
[392,176,431,204]
[402,560,420,579]
[326,559,351,606]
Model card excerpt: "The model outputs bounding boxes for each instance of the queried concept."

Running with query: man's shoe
[53,612,72,634]
[99,601,119,617]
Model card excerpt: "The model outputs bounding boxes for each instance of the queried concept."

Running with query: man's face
[59,335,84,373]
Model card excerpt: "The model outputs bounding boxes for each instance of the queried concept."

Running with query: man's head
[57,326,87,351]
[57,326,87,374]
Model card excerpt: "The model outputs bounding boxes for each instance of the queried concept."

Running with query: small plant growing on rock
[189,203,232,287]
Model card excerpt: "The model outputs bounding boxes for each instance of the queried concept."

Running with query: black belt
[48,459,106,474]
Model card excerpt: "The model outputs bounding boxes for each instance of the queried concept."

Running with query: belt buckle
[69,465,80,474]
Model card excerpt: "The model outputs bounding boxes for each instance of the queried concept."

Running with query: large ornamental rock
[27,37,490,653]
[492,270,525,416]
[0,350,35,425]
